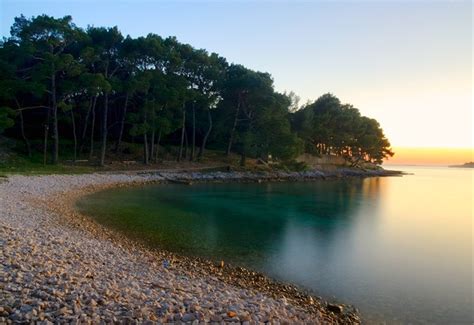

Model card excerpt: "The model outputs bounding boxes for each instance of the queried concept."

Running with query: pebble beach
[0,171,370,324]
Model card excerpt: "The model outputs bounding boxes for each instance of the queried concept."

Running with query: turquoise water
[76,166,473,324]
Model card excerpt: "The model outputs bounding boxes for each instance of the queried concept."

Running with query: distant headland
[449,162,474,168]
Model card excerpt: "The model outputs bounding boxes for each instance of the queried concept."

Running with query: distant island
[449,162,474,168]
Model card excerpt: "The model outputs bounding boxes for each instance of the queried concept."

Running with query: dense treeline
[0,15,393,167]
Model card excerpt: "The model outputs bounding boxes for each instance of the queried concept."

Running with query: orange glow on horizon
[384,147,474,166]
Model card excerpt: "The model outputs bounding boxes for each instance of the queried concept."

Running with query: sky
[0,0,472,163]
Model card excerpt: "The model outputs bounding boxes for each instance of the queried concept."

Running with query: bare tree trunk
[226,96,241,156]
[79,96,94,154]
[155,130,161,161]
[150,106,155,161]
[184,127,188,160]
[89,101,96,160]
[143,108,149,164]
[190,101,195,161]
[150,128,155,163]
[70,108,77,163]
[115,93,129,152]
[198,108,212,159]
[178,104,186,162]
[143,133,149,164]
[240,152,246,167]
[18,109,31,157]
[51,67,59,164]
[100,94,108,166]
[43,124,49,165]
[43,103,51,165]
[71,108,77,163]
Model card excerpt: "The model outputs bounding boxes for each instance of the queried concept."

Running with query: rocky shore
[0,169,394,324]
[143,167,403,184]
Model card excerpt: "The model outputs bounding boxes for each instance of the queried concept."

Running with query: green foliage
[0,107,15,133]
[0,14,394,168]
[58,101,73,112]
[292,93,394,165]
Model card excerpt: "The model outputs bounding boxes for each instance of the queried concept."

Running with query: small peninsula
[449,162,474,168]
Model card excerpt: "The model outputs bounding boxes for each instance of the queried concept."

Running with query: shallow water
[77,166,473,324]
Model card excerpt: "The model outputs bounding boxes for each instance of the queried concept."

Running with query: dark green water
[76,166,473,324]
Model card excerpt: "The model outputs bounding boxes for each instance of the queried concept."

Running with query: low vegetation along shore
[0,169,403,324]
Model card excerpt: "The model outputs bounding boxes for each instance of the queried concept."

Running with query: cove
[76,166,473,324]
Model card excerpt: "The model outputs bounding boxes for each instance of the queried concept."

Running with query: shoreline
[0,169,397,323]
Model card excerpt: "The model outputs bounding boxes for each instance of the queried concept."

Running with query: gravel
[0,172,363,324]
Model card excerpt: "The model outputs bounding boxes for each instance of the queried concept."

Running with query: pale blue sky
[1,0,472,148]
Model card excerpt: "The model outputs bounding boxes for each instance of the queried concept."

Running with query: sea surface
[76,166,473,324]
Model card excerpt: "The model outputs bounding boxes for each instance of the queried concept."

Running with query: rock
[182,313,196,322]
[190,304,201,312]
[73,303,81,314]
[327,303,343,314]
[0,173,361,325]
[20,304,33,313]
[210,314,222,322]
[55,307,69,316]
[224,317,240,322]
[239,314,251,321]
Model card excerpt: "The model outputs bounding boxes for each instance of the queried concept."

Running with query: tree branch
[16,105,50,111]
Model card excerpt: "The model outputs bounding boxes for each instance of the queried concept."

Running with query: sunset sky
[0,0,472,165]
[387,147,473,166]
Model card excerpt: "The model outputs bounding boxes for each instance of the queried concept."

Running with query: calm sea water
[76,166,473,324]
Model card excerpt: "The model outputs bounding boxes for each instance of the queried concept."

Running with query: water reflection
[77,167,473,324]
[266,177,385,301]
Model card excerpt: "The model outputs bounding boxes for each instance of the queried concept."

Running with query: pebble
[182,313,196,322]
[0,172,361,324]
[327,303,344,314]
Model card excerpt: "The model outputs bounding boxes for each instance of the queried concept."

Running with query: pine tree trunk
[226,96,241,156]
[184,127,188,160]
[89,101,96,160]
[115,93,129,152]
[178,104,186,162]
[240,151,246,167]
[198,108,212,159]
[51,67,59,164]
[100,94,108,166]
[143,132,149,164]
[79,96,94,154]
[18,110,31,157]
[143,107,149,164]
[150,106,155,161]
[70,109,77,163]
[150,128,155,163]
[190,102,195,161]
[43,123,49,166]
[155,130,161,161]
